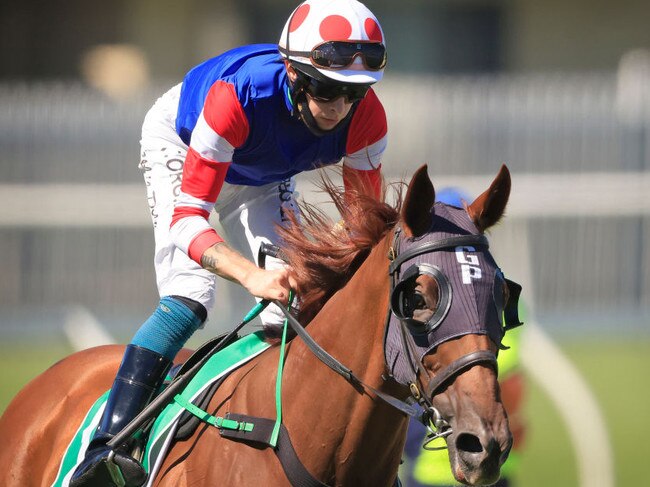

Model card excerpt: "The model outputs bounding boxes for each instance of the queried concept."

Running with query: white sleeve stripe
[343,135,388,170]
[191,111,235,162]
[169,215,212,255]
[175,190,215,212]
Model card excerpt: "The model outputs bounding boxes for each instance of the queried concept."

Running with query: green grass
[1,337,648,486]
[517,363,579,486]
[516,337,650,487]
[0,340,74,413]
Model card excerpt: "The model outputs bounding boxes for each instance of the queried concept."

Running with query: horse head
[385,164,517,485]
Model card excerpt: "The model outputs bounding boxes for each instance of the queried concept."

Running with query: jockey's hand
[241,266,298,305]
[201,242,297,305]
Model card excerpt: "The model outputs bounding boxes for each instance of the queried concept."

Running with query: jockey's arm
[200,242,295,304]
[342,88,387,202]
[169,81,295,304]
[342,163,382,199]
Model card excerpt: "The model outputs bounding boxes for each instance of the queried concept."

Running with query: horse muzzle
[440,396,513,486]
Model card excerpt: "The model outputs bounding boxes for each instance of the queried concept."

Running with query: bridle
[385,228,502,446]
[104,230,521,487]
[272,226,521,448]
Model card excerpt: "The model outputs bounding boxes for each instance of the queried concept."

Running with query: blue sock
[131,296,205,360]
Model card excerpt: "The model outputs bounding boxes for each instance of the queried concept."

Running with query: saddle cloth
[51,331,271,487]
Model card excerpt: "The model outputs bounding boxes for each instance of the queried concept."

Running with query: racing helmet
[278,0,387,85]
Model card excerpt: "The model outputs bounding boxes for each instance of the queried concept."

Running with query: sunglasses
[282,41,387,71]
[304,76,370,103]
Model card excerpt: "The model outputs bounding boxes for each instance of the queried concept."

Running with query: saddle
[54,326,335,487]
[167,332,238,441]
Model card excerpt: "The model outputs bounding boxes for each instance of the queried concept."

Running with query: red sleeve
[188,229,224,264]
[203,80,249,148]
[178,148,231,204]
[169,81,250,265]
[346,88,387,154]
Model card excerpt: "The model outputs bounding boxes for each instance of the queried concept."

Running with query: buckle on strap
[105,450,127,487]
[173,394,254,432]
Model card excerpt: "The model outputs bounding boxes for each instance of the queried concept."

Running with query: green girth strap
[270,290,293,447]
[169,290,294,442]
[172,393,254,432]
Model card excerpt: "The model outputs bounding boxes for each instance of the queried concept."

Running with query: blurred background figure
[401,188,527,487]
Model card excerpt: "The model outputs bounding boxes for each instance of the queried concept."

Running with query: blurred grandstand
[0,68,648,341]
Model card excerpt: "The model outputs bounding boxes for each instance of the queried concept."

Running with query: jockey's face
[285,62,354,132]
[305,93,354,131]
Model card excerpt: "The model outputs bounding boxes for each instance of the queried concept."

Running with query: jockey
[70,1,388,486]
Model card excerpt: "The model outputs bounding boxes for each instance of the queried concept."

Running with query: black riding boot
[70,345,172,487]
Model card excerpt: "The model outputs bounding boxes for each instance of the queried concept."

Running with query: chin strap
[295,95,330,137]
[287,76,357,137]
[296,93,357,136]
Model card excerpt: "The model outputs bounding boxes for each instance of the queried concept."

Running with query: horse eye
[406,293,431,327]
[411,293,426,310]
[400,290,426,318]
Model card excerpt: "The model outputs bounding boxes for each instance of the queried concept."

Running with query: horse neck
[299,232,392,373]
[283,231,408,484]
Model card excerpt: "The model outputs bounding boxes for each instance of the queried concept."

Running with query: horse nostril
[456,433,483,454]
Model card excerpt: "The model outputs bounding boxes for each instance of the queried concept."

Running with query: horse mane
[269,169,401,334]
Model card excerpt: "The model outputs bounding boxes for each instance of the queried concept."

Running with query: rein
[273,301,421,419]
[105,300,270,451]
[106,230,503,483]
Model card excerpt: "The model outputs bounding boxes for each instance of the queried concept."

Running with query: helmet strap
[287,70,308,116]
[288,68,357,137]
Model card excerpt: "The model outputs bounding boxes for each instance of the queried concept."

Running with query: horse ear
[402,165,435,238]
[467,164,511,232]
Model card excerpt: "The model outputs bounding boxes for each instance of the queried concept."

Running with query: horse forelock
[273,172,400,329]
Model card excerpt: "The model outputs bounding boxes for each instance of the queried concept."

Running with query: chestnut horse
[0,165,517,486]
